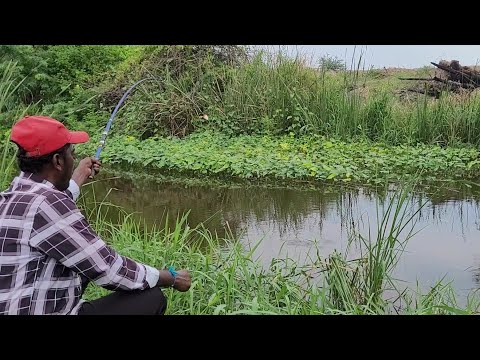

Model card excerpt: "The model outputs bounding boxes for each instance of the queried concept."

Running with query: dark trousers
[78,287,167,315]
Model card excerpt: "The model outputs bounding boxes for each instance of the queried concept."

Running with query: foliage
[4,45,480,148]
[76,131,480,186]
[319,54,346,71]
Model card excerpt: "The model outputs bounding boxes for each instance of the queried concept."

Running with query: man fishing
[0,115,191,315]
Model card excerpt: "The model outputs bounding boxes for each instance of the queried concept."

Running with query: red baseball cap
[10,115,90,157]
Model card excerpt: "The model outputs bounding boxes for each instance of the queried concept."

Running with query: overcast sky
[262,45,480,69]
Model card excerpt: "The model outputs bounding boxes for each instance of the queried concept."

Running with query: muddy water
[82,172,480,299]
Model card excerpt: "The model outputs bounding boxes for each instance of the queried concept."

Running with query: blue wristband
[168,266,177,288]
[168,266,177,277]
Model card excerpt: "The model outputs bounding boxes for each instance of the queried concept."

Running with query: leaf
[251,296,259,312]
[433,305,469,315]
[213,304,226,315]
[207,293,220,307]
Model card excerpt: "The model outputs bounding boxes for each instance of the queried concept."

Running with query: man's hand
[157,269,191,292]
[172,270,191,292]
[72,157,101,187]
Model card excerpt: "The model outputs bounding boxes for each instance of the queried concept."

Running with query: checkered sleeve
[65,179,80,201]
[29,192,159,291]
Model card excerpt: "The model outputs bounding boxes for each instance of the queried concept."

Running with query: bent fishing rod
[90,77,156,177]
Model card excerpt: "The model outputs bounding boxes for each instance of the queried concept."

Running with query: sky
[262,45,480,69]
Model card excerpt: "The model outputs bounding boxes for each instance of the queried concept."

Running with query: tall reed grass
[212,49,480,146]
[0,61,30,189]
[123,47,480,147]
[80,182,480,315]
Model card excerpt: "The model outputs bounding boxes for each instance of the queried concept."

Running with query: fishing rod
[90,77,156,177]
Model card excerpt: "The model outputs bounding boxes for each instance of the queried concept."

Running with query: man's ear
[52,153,64,171]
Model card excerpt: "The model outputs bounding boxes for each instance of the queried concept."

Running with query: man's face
[57,144,75,191]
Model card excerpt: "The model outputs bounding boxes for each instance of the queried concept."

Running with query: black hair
[16,143,71,174]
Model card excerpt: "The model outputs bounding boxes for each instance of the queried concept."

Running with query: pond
[82,171,480,301]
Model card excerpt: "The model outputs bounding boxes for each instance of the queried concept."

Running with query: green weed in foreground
[80,187,480,315]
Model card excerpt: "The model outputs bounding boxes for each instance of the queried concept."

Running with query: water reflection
[81,173,480,295]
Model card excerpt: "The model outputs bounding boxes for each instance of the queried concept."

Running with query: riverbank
[80,196,480,315]
[77,131,480,187]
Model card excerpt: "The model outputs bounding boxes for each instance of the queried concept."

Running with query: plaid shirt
[0,172,159,315]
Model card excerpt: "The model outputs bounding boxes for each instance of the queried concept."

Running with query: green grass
[95,47,480,148]
[205,52,480,146]
[0,60,32,189]
[4,46,480,148]
[80,184,480,315]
